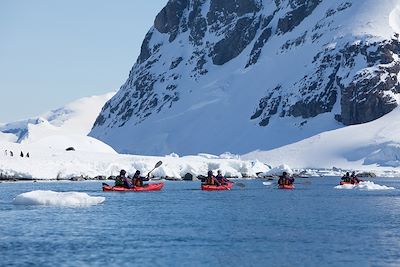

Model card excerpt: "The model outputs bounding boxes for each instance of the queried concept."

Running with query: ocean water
[1,178,400,267]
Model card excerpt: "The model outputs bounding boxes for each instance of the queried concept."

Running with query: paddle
[147,161,163,178]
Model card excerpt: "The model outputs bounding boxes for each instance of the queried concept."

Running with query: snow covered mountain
[0,93,116,153]
[90,0,400,156]
[243,106,400,169]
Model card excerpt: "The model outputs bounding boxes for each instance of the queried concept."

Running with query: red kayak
[102,183,164,192]
[278,184,295,190]
[339,181,359,186]
[201,182,234,191]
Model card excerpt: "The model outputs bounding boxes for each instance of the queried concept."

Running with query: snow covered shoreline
[0,141,269,180]
[2,145,400,181]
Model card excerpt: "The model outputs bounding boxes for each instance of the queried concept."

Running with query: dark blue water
[1,178,400,267]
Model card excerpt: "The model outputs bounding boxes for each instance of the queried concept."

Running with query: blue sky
[0,0,168,122]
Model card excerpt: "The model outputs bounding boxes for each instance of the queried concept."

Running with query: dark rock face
[277,0,322,34]
[207,0,261,25]
[212,16,260,65]
[154,0,189,42]
[208,0,262,65]
[136,31,154,64]
[251,38,400,126]
[340,40,400,124]
[188,0,207,45]
[247,27,272,67]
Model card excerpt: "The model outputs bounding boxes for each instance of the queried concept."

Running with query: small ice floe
[13,190,105,207]
[335,181,395,190]
[262,181,273,186]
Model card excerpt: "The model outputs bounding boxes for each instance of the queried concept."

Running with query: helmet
[135,170,140,174]
[120,169,126,176]
[217,170,221,174]
[346,172,350,176]
[208,170,213,176]
[282,171,287,176]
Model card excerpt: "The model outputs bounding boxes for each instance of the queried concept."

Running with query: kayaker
[115,169,133,188]
[115,170,126,187]
[132,170,150,187]
[205,170,220,186]
[351,171,360,184]
[216,170,229,185]
[278,172,294,186]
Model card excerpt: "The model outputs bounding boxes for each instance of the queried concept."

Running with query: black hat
[120,169,126,175]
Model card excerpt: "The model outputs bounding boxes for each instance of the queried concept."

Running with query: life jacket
[206,175,216,185]
[132,174,141,187]
[342,176,351,183]
[115,176,124,186]
[278,176,292,185]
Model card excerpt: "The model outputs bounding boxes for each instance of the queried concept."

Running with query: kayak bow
[278,184,295,190]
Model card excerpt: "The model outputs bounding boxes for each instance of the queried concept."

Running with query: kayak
[339,181,359,185]
[102,183,164,192]
[201,182,234,191]
[278,184,295,190]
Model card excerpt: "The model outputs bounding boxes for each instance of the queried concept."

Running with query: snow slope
[0,93,116,153]
[243,107,400,169]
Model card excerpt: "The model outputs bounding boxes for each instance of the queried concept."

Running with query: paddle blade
[102,182,109,186]
[155,161,162,168]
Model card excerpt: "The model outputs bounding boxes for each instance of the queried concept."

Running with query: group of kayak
[101,161,362,192]
[276,171,363,189]
[102,169,235,191]
[102,168,295,192]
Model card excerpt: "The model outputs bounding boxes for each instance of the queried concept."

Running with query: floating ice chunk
[335,181,395,190]
[356,181,395,190]
[263,181,272,186]
[13,190,105,207]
